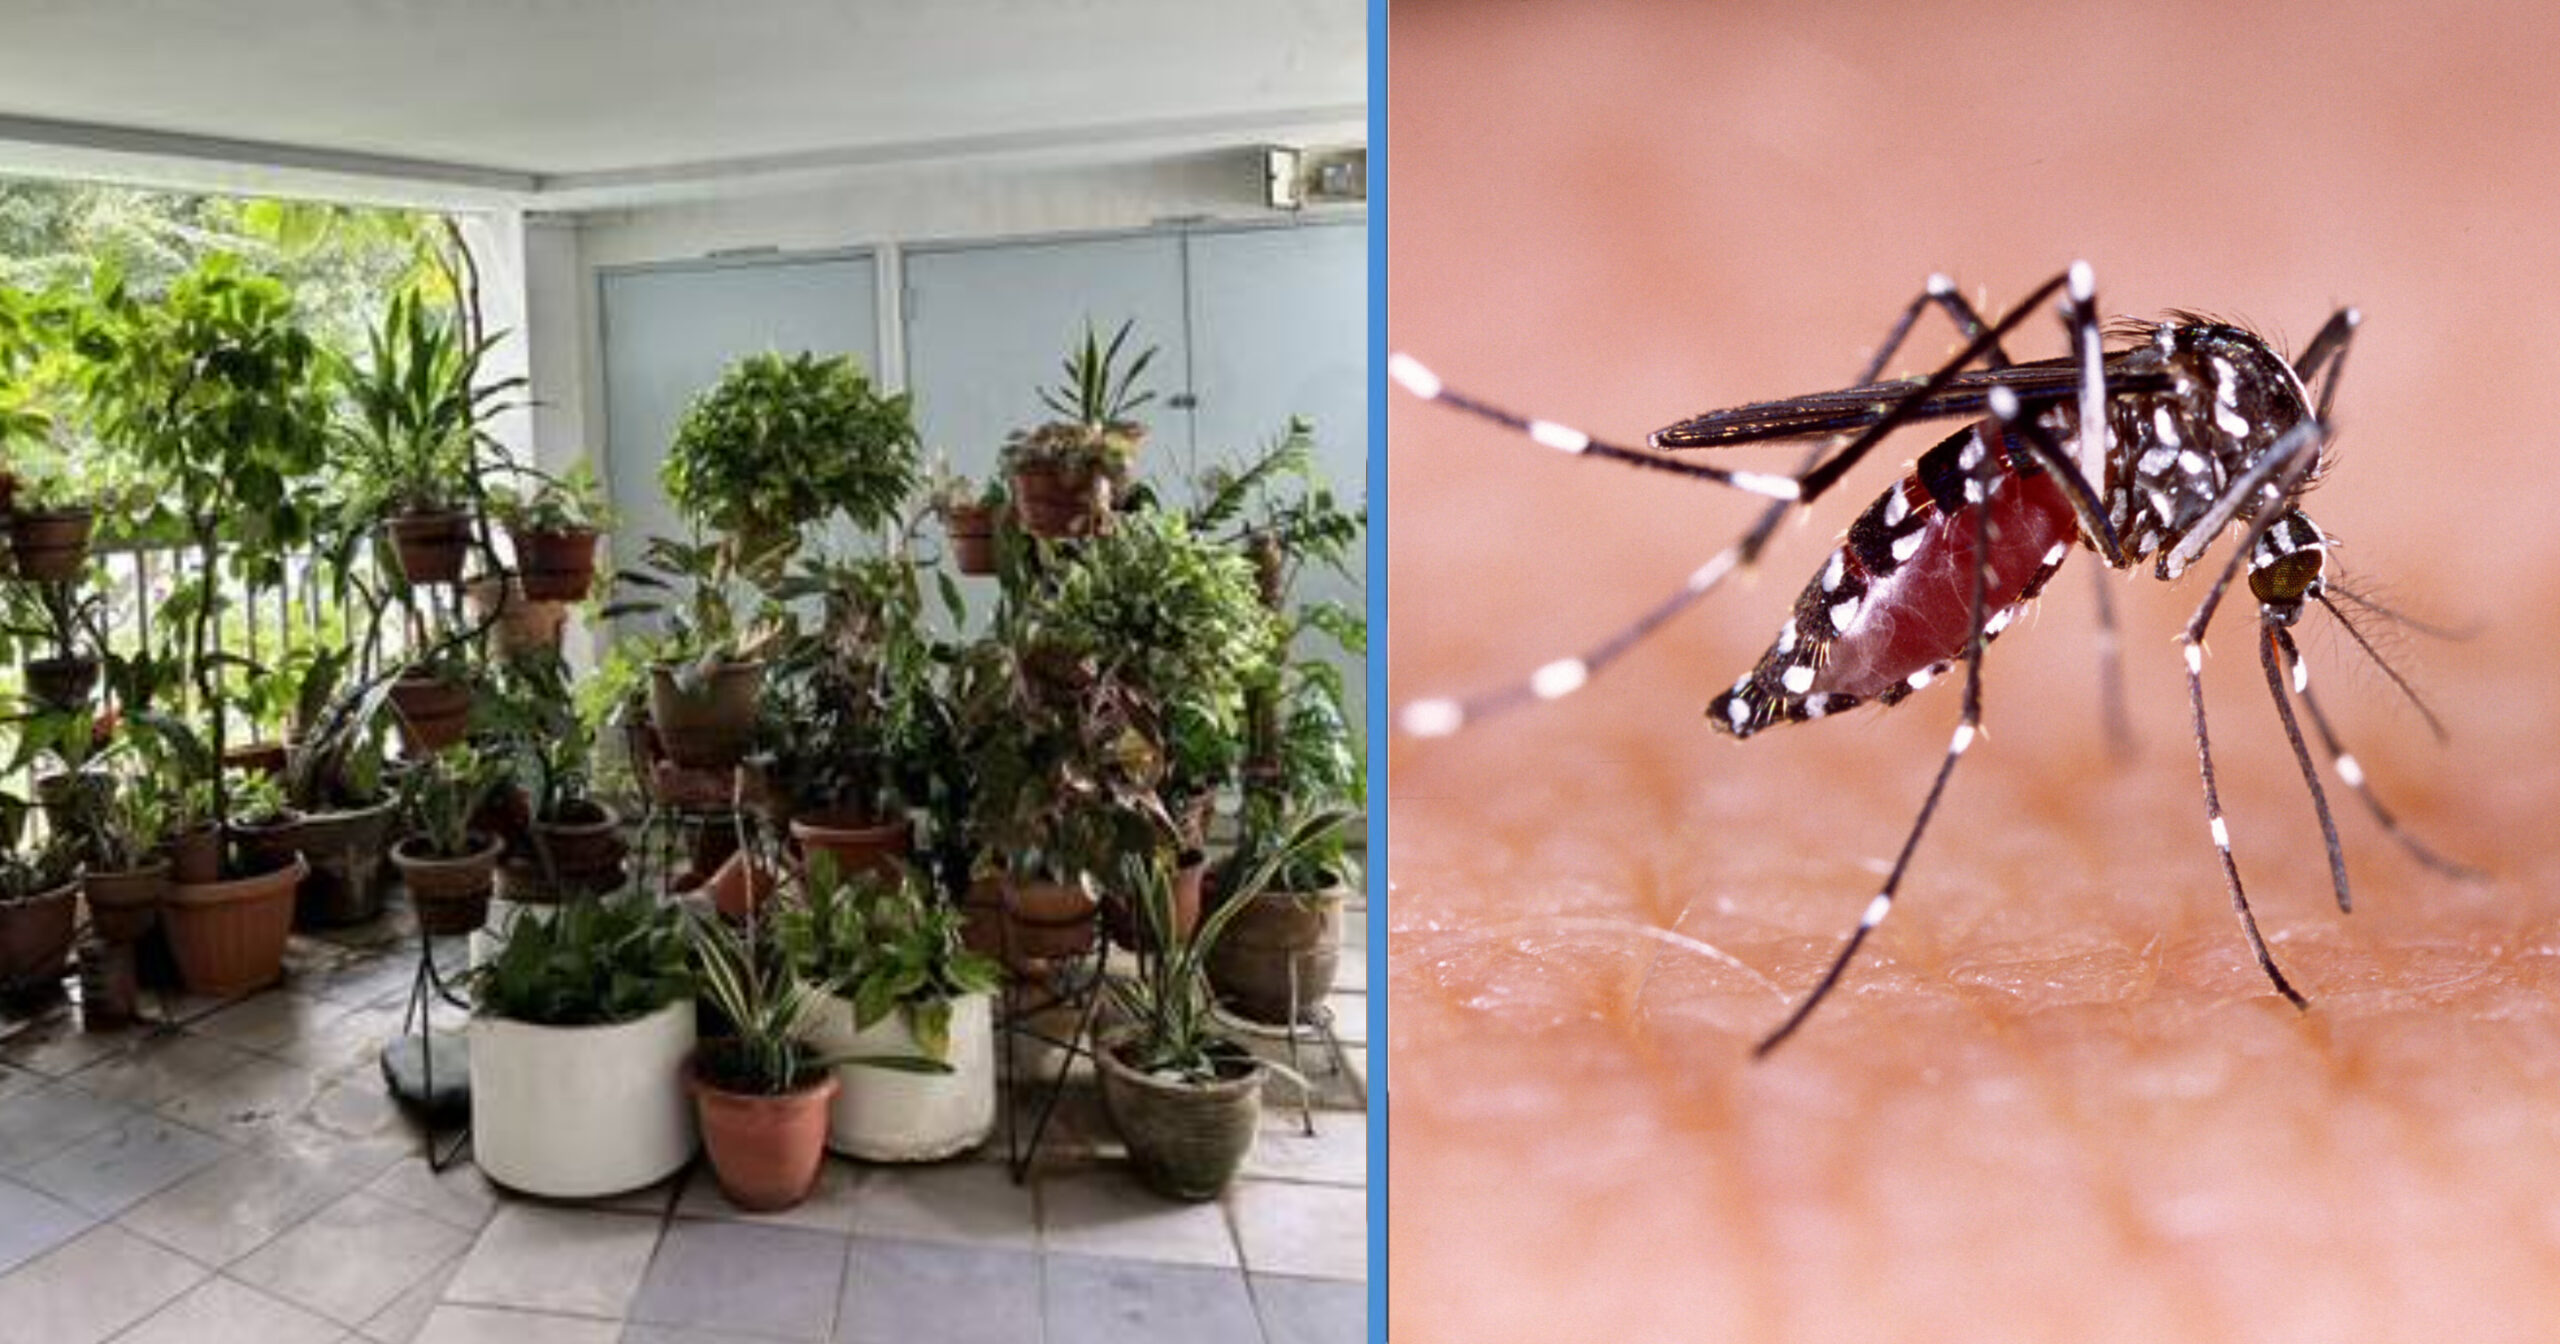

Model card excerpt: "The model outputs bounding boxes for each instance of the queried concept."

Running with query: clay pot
[83,859,172,944]
[393,833,501,937]
[648,661,765,770]
[788,809,913,884]
[992,874,1099,967]
[9,508,95,581]
[943,504,998,575]
[688,1057,840,1213]
[389,668,472,754]
[509,525,601,602]
[221,741,291,778]
[1096,1035,1265,1201]
[0,880,80,993]
[466,576,569,660]
[1102,853,1206,953]
[164,853,306,998]
[229,811,307,875]
[385,507,471,585]
[292,798,398,927]
[167,825,222,884]
[701,849,782,922]
[22,654,98,710]
[1205,882,1348,1025]
[524,800,626,894]
[1008,463,1110,538]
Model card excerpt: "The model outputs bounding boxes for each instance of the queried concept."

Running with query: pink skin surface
[1387,2,2560,1341]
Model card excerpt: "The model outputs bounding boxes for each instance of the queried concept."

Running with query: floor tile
[272,1002,410,1077]
[628,1218,846,1342]
[1323,992,1365,1046]
[17,1112,230,1217]
[1044,1253,1261,1344]
[117,1137,361,1267]
[0,1061,46,1102]
[442,1203,661,1319]
[1252,1272,1368,1344]
[675,1157,859,1233]
[117,1273,347,1344]
[0,1011,135,1078]
[411,1304,622,1344]
[847,1161,1038,1252]
[363,1153,502,1232]
[231,1190,476,1326]
[189,991,356,1055]
[1228,1180,1365,1280]
[155,1053,325,1138]
[354,1247,465,1344]
[0,1083,134,1170]
[837,1236,1041,1344]
[0,1223,208,1344]
[67,1031,260,1109]
[1037,1168,1239,1268]
[0,1174,94,1273]
[1240,1109,1367,1186]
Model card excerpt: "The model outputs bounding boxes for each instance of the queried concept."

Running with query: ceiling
[0,0,1366,207]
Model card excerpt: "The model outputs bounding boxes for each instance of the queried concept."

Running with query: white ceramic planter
[802,990,995,1162]
[469,997,698,1197]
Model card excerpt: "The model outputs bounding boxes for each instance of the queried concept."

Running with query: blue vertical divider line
[1365,0,1389,1337]
[1372,0,1392,1331]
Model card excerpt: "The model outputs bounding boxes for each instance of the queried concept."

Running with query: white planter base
[803,990,996,1162]
[470,998,697,1198]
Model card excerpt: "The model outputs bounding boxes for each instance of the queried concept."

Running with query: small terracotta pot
[1102,854,1206,953]
[83,859,173,944]
[648,661,765,770]
[466,576,569,660]
[788,809,912,884]
[943,504,998,575]
[9,508,95,582]
[525,800,626,894]
[688,1057,840,1213]
[385,507,471,585]
[700,849,781,922]
[0,880,80,993]
[1008,463,1110,538]
[229,811,307,874]
[988,874,1098,967]
[164,853,306,998]
[1205,882,1348,1025]
[509,525,601,602]
[389,669,472,754]
[292,798,398,927]
[393,833,501,937]
[167,825,222,884]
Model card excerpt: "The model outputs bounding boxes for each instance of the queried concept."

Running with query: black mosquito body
[1394,263,2470,1054]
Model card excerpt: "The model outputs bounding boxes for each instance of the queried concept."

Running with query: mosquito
[1391,262,2474,1055]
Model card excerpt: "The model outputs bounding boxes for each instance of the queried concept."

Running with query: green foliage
[472,895,692,1027]
[663,351,921,564]
[334,287,520,515]
[0,793,77,902]
[481,649,593,819]
[751,552,944,819]
[1039,318,1158,427]
[399,742,509,858]
[771,856,998,1063]
[224,769,291,826]
[0,579,105,662]
[490,460,613,534]
[88,757,176,870]
[688,908,827,1094]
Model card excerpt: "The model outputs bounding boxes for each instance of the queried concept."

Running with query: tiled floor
[0,891,1369,1344]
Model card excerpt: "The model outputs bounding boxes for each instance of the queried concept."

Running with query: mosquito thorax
[2248,509,2329,623]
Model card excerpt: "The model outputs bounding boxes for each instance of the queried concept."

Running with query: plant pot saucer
[379,1030,471,1125]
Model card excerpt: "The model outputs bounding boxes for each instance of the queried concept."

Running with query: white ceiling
[0,0,1366,206]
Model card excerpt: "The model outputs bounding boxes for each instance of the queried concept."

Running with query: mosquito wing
[1648,352,2173,450]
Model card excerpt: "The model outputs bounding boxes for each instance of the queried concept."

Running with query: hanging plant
[662,351,920,576]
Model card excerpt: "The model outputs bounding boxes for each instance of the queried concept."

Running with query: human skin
[1385,2,2560,1341]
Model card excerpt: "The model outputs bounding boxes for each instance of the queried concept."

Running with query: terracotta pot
[385,507,471,585]
[394,833,501,937]
[1096,1035,1265,1201]
[648,661,765,770]
[649,759,735,812]
[0,880,80,993]
[22,654,98,710]
[788,809,912,884]
[525,799,626,894]
[1102,853,1206,953]
[292,798,398,927]
[1008,463,1110,538]
[167,825,222,884]
[509,525,601,602]
[9,508,95,582]
[991,874,1099,966]
[229,811,307,874]
[1205,882,1348,1025]
[164,853,306,998]
[83,859,172,944]
[466,576,568,660]
[701,849,781,922]
[389,669,472,754]
[943,504,998,575]
[688,1056,841,1213]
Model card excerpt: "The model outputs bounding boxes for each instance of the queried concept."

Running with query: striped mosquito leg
[1855,273,2017,384]
[2180,632,2307,1008]
[2088,565,2135,756]
[1387,355,1802,500]
[2259,621,2353,913]
[2275,626,2482,879]
[1754,469,1999,1057]
[2063,261,2113,512]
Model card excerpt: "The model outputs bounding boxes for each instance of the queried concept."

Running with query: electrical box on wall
[1264,145,1367,210]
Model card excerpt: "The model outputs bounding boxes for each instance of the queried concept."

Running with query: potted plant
[687,909,839,1212]
[0,794,79,997]
[487,650,626,899]
[614,536,777,772]
[756,552,939,879]
[278,665,402,926]
[469,895,697,1197]
[391,742,509,938]
[388,643,477,756]
[929,464,1004,576]
[661,350,921,578]
[3,438,97,582]
[491,460,611,602]
[82,751,177,945]
[1001,319,1155,538]
[1096,817,1330,1201]
[774,856,1001,1161]
[335,289,519,586]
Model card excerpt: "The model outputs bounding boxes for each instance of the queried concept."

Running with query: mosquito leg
[2274,624,2482,879]
[1388,354,1804,498]
[2087,565,2136,757]
[1856,273,2017,384]
[2291,307,2362,424]
[2259,620,2353,912]
[1755,454,2002,1056]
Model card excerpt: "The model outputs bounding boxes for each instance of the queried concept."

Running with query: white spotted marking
[1959,437,1985,470]
[1927,273,1955,297]
[2212,356,2241,406]
[1984,607,2015,637]
[1401,698,1463,737]
[1950,723,1976,756]
[2215,404,2252,438]
[2177,450,2208,475]
[2336,753,2366,788]
[1883,488,1911,527]
[1726,695,1751,729]
[2137,529,2160,555]
[1781,663,1816,694]
[2042,541,2068,566]
[1891,531,1924,563]
[1822,550,1846,592]
[1964,478,1985,504]
[2183,641,2205,675]
[1907,666,1936,691]
[2344,307,2362,328]
[2210,814,2231,850]
[1988,384,2020,419]
[2140,444,2178,474]
[1528,419,1589,453]
[1530,659,1589,700]
[1685,549,1739,592]
[1860,894,1892,929]
[1387,353,1443,400]
[2292,656,2308,694]
[1829,596,1861,632]
[2151,407,2181,447]
[1803,695,1833,719]
[2067,260,2095,302]
[1775,622,1798,655]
